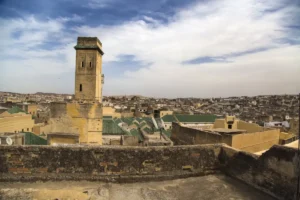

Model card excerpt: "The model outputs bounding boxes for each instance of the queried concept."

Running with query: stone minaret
[74,37,104,102]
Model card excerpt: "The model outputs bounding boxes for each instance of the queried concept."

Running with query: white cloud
[73,0,300,97]
[0,0,299,97]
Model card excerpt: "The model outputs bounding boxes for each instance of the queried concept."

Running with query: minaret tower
[74,37,104,102]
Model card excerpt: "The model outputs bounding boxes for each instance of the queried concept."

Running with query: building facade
[47,37,105,145]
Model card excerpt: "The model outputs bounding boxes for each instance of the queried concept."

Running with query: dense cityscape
[0,0,299,199]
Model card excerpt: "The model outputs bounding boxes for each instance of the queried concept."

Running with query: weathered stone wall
[171,122,224,145]
[219,145,299,200]
[50,102,67,118]
[0,144,298,200]
[49,102,102,144]
[0,144,221,182]
[121,135,139,146]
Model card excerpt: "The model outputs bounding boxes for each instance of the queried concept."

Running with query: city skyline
[0,0,299,98]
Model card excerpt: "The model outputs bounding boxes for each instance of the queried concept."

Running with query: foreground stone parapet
[0,144,298,200]
[0,144,221,182]
[219,145,299,200]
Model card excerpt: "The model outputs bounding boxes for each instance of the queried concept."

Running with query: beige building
[0,111,34,133]
[17,104,38,116]
[47,37,104,145]
[172,116,280,153]
[47,133,79,145]
[103,107,121,118]
[159,110,173,118]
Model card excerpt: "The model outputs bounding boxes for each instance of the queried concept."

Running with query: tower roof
[74,37,104,55]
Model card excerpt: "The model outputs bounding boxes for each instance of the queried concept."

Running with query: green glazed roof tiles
[7,106,26,114]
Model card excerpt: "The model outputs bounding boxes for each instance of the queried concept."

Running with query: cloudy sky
[0,0,299,98]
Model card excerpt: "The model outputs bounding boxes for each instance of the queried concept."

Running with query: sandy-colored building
[0,107,34,133]
[47,37,104,145]
[17,103,38,116]
[172,116,281,153]
[47,133,79,145]
[159,110,173,118]
[162,114,218,130]
[103,107,121,118]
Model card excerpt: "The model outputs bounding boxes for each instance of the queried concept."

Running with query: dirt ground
[0,174,275,200]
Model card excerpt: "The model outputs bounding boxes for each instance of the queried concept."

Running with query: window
[81,61,84,67]
[90,61,92,67]
[27,128,29,131]
[22,129,24,132]
[80,84,82,91]
[228,124,232,129]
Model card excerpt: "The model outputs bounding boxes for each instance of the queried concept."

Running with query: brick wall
[0,144,221,182]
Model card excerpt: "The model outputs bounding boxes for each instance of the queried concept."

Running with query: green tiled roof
[129,129,144,141]
[103,119,124,135]
[175,114,218,123]
[7,106,26,114]
[162,129,172,138]
[162,115,176,123]
[137,117,151,122]
[122,117,134,125]
[24,132,47,145]
[114,118,123,124]
[142,127,152,134]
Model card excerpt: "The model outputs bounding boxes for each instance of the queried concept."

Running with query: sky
[0,0,299,98]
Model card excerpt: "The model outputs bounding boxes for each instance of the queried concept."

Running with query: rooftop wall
[171,122,230,145]
[219,145,299,200]
[0,144,298,200]
[0,144,221,182]
[173,122,280,153]
[231,129,280,152]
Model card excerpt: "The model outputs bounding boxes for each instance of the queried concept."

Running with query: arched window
[81,61,84,67]
[80,84,82,91]
[90,61,92,67]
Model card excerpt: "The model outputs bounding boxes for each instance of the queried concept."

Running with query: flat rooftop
[0,175,275,200]
[209,128,246,134]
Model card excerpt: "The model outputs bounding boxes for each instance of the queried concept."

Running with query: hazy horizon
[0,0,299,98]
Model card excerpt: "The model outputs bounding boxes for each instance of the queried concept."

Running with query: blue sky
[0,0,299,97]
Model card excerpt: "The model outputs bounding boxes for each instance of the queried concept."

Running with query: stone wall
[49,102,102,144]
[0,144,221,182]
[172,122,280,153]
[231,129,280,152]
[219,145,299,200]
[171,122,225,145]
[0,144,298,200]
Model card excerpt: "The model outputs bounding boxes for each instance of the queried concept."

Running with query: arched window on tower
[90,61,92,67]
[80,84,82,91]
[81,61,84,67]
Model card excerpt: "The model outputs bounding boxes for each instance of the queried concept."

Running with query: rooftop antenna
[297,93,300,200]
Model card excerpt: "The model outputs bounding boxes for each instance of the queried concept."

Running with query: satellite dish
[6,137,13,145]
